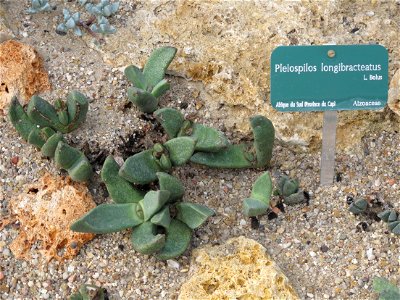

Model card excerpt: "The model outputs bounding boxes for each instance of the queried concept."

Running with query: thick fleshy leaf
[250,171,272,205]
[67,156,93,182]
[284,191,308,205]
[150,206,171,228]
[155,219,192,260]
[124,65,147,90]
[388,210,398,223]
[66,91,89,132]
[377,210,391,222]
[156,172,184,202]
[41,133,64,157]
[131,222,165,255]
[151,79,170,98]
[250,115,275,167]
[143,46,177,87]
[191,123,230,152]
[8,97,36,141]
[101,156,144,203]
[119,150,161,184]
[27,95,63,131]
[243,198,269,217]
[139,190,170,221]
[127,87,159,113]
[70,203,143,234]
[154,108,184,139]
[27,127,47,149]
[388,221,400,231]
[391,223,400,235]
[190,144,253,169]
[164,137,195,166]
[349,199,368,215]
[278,176,299,197]
[176,203,214,229]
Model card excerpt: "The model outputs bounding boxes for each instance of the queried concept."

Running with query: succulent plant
[89,16,116,34]
[190,115,275,168]
[9,97,92,182]
[378,209,400,235]
[118,137,195,185]
[124,47,177,113]
[27,91,88,134]
[27,0,53,14]
[69,284,108,300]
[348,199,368,215]
[274,175,308,205]
[56,9,83,36]
[71,171,214,259]
[154,107,230,152]
[373,277,400,300]
[243,172,273,217]
[84,0,119,17]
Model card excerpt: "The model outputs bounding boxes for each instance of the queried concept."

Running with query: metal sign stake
[320,110,338,185]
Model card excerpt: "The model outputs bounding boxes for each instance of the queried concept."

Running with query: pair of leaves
[243,172,273,217]
[125,47,177,113]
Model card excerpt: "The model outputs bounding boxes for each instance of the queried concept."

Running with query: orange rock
[9,174,96,261]
[0,40,51,111]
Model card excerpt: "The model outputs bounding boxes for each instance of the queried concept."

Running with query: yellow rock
[9,174,96,261]
[178,236,299,300]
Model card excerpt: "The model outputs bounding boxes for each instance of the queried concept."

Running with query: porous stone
[89,1,400,151]
[9,174,96,261]
[388,68,400,117]
[0,40,51,111]
[178,236,299,300]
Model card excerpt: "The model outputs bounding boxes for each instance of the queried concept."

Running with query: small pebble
[167,260,180,269]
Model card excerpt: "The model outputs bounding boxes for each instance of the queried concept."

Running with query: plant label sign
[270,45,388,112]
[270,45,388,186]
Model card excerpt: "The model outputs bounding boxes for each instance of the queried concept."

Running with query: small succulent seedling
[27,91,88,133]
[118,137,195,185]
[89,16,116,34]
[9,97,92,182]
[124,47,177,113]
[373,277,400,300]
[243,172,273,217]
[274,175,308,205]
[378,209,400,235]
[69,284,108,300]
[27,0,53,13]
[348,199,368,215]
[56,9,83,36]
[71,171,214,259]
[190,115,275,168]
[154,107,230,152]
[85,0,119,17]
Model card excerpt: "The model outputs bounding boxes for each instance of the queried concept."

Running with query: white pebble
[366,248,375,260]
[310,251,316,257]
[239,219,247,226]
[167,259,180,269]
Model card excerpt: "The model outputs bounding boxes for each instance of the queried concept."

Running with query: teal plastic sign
[270,45,388,112]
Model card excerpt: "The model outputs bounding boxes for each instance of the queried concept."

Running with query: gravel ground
[1,1,400,299]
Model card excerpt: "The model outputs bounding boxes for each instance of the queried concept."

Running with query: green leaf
[176,203,214,229]
[250,115,275,167]
[156,219,192,260]
[124,65,147,90]
[388,221,400,231]
[151,79,170,98]
[373,277,400,300]
[101,156,144,203]
[378,210,391,222]
[41,133,64,158]
[154,107,184,139]
[191,123,230,152]
[67,157,93,182]
[119,150,162,184]
[190,144,253,168]
[284,191,307,205]
[27,95,63,131]
[139,190,170,221]
[164,137,195,166]
[150,206,171,228]
[8,97,36,141]
[27,127,47,149]
[66,91,89,132]
[243,198,269,217]
[70,203,143,234]
[127,87,159,113]
[250,171,272,205]
[143,46,177,87]
[131,221,166,255]
[156,172,184,202]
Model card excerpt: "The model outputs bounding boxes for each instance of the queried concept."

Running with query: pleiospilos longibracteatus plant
[71,156,214,259]
[124,46,177,113]
[69,284,108,300]
[9,92,92,182]
[243,173,309,217]
[378,209,400,235]
[372,277,400,300]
